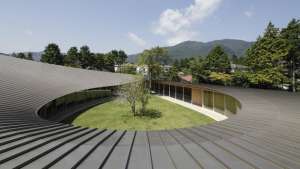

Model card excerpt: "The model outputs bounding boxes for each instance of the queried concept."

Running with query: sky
[0,0,299,54]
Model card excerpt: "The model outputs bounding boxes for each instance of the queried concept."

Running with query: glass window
[184,87,191,103]
[170,85,175,98]
[164,84,169,96]
[214,92,225,113]
[203,90,213,109]
[176,86,183,100]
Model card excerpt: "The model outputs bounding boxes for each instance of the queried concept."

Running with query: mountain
[128,39,253,63]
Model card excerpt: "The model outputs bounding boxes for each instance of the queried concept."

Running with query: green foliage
[64,47,80,67]
[41,43,63,65]
[281,18,300,91]
[246,22,290,70]
[205,45,231,73]
[138,46,168,81]
[137,81,151,115]
[232,71,251,87]
[27,52,33,60]
[79,46,94,69]
[16,52,26,59]
[105,50,128,65]
[247,68,288,88]
[116,64,136,74]
[94,53,105,70]
[188,57,209,82]
[15,52,33,60]
[209,72,232,86]
[120,82,140,116]
[138,47,168,65]
[163,66,179,81]
[245,22,291,88]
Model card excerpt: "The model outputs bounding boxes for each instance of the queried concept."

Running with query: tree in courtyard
[205,45,231,73]
[137,80,151,115]
[120,81,140,116]
[41,43,64,65]
[64,47,80,67]
[246,22,290,88]
[138,46,168,86]
[281,18,300,92]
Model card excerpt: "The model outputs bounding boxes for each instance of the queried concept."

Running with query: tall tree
[64,47,80,67]
[281,18,300,92]
[41,43,63,65]
[188,57,209,82]
[16,52,26,59]
[205,45,231,73]
[246,22,290,88]
[27,52,33,60]
[116,50,128,65]
[79,46,94,69]
[94,53,105,70]
[138,47,168,86]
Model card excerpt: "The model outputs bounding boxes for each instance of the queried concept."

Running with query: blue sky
[0,0,299,54]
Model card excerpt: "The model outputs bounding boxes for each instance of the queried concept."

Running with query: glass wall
[39,89,112,119]
[225,95,239,114]
[203,90,214,109]
[164,84,169,96]
[183,87,192,103]
[170,85,175,98]
[176,86,183,100]
[214,92,225,113]
[159,84,164,95]
[152,81,241,115]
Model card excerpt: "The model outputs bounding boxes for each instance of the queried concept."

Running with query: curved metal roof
[1,54,300,169]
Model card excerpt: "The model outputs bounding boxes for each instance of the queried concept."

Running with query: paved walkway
[158,95,228,121]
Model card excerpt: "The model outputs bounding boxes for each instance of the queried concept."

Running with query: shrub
[232,71,251,88]
[209,72,232,86]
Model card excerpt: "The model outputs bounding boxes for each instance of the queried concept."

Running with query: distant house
[178,72,193,83]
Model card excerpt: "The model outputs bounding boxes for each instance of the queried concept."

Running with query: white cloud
[154,0,222,45]
[244,11,253,18]
[24,30,33,36]
[127,32,147,47]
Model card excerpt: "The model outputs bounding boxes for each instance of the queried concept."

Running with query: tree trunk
[131,101,136,116]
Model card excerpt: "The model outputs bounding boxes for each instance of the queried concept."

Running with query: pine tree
[281,18,300,92]
[246,22,290,88]
[205,45,231,73]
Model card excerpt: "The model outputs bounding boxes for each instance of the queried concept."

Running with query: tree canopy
[205,45,231,73]
[64,47,80,67]
[41,43,63,65]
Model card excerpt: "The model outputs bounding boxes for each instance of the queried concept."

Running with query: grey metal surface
[1,54,300,169]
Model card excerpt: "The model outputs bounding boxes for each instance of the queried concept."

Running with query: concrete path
[158,95,228,121]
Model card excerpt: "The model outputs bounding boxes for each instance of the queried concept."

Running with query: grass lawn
[71,96,214,131]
